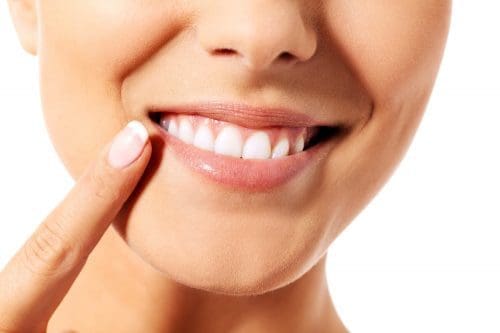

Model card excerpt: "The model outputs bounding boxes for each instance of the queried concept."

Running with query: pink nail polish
[107,120,149,169]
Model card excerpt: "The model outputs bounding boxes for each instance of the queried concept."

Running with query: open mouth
[146,102,349,190]
[148,111,344,160]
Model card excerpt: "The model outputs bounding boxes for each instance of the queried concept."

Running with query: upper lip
[147,101,337,129]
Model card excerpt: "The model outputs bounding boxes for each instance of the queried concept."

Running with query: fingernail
[107,120,149,169]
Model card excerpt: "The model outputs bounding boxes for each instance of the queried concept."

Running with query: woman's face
[13,0,450,295]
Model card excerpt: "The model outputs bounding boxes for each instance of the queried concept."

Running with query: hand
[0,120,151,332]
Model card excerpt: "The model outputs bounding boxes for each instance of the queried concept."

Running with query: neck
[48,227,347,333]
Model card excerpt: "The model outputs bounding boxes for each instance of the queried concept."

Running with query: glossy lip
[150,119,344,192]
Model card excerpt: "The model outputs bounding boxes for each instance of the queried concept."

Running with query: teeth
[168,119,179,137]
[242,131,271,159]
[178,118,194,144]
[293,135,305,153]
[193,124,215,152]
[159,114,313,158]
[161,116,179,137]
[214,126,243,158]
[271,137,290,159]
[160,116,170,130]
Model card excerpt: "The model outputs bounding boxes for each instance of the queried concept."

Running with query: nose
[196,1,318,72]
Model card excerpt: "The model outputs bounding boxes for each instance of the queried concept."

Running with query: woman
[0,1,451,332]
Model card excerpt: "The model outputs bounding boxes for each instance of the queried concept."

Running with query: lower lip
[151,122,339,191]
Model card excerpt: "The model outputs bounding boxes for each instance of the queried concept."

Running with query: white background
[1,1,499,332]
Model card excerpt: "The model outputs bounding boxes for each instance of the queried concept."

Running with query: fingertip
[107,120,149,169]
[127,120,149,143]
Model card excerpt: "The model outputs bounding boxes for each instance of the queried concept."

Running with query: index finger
[0,120,151,331]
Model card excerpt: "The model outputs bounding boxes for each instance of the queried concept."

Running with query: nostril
[212,48,238,56]
[277,51,300,66]
[279,52,295,61]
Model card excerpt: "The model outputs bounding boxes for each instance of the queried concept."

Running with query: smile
[148,102,347,191]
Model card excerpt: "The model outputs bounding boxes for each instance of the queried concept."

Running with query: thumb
[0,120,151,331]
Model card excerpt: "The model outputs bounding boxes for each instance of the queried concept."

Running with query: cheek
[316,0,451,231]
[325,0,451,105]
[39,0,189,78]
[37,0,190,177]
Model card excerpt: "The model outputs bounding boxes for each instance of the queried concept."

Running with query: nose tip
[196,2,318,72]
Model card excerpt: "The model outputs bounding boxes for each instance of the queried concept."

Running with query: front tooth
[293,135,305,154]
[271,137,290,159]
[178,118,194,144]
[242,131,271,159]
[193,124,214,151]
[214,126,243,158]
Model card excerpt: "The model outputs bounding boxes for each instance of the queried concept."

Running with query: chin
[111,189,332,296]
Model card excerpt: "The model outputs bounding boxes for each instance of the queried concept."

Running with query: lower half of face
[35,0,451,295]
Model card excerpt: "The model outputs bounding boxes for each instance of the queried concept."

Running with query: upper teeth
[160,114,308,159]
[214,126,244,158]
[193,124,215,151]
[271,138,289,158]
[242,131,271,159]
[178,118,194,145]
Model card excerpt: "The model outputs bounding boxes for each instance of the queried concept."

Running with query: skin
[2,0,451,332]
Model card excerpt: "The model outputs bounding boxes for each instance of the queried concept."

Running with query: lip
[147,101,340,129]
[149,118,344,192]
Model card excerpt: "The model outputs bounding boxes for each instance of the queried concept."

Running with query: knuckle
[21,220,83,278]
